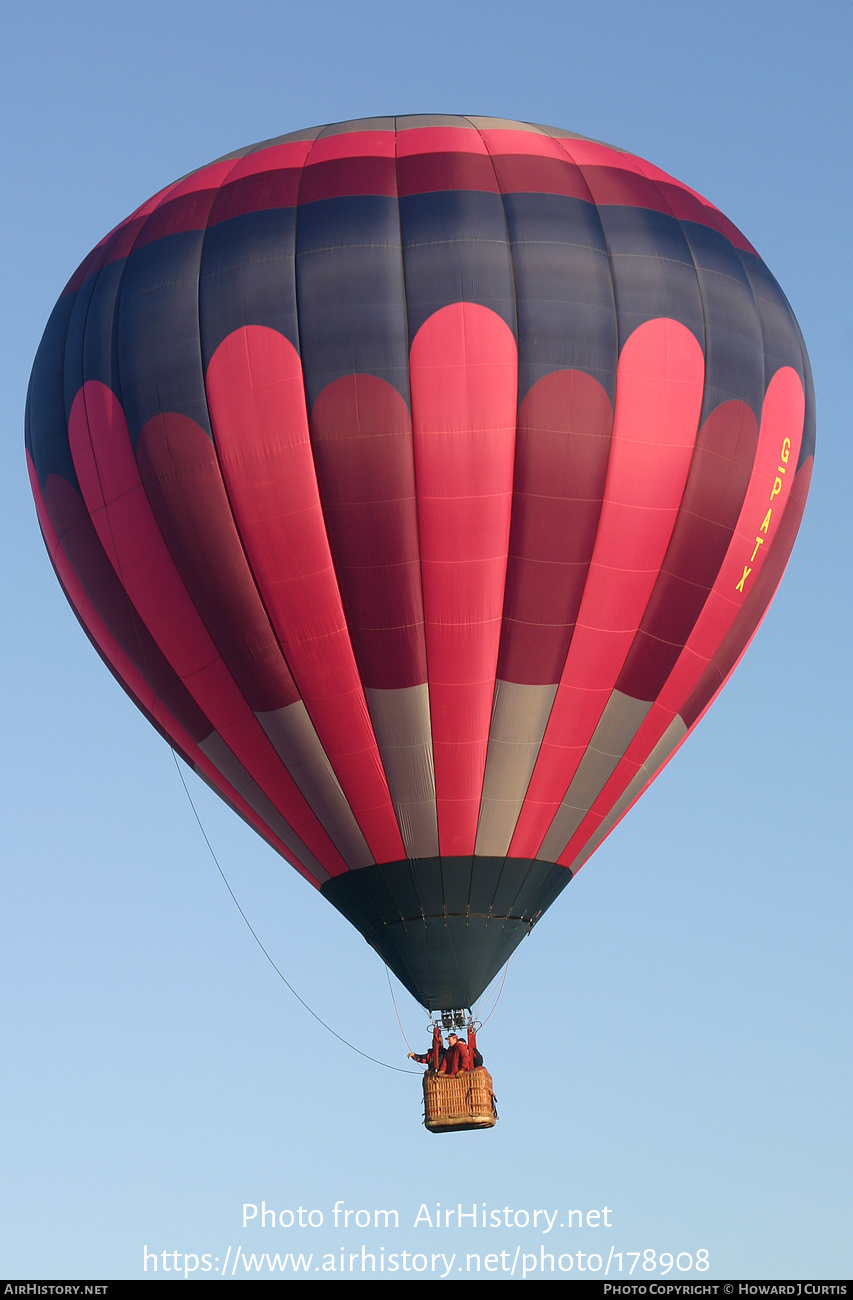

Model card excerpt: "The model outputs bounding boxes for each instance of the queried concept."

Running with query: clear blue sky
[2,0,850,1281]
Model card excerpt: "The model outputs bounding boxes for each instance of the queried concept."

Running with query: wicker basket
[422,1066,497,1133]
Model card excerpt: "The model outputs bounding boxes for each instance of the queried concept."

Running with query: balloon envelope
[27,116,814,1011]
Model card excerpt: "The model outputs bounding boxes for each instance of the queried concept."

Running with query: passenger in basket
[438,1032,470,1077]
[408,1037,445,1071]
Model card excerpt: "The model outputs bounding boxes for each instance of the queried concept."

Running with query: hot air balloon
[26,115,814,1038]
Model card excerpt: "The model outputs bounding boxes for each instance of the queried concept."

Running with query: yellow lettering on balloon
[734,434,792,597]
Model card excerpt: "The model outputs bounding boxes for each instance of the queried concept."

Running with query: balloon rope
[384,961,415,1053]
[477,958,511,1028]
[169,747,419,1076]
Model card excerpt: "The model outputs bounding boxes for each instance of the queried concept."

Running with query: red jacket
[439,1040,470,1076]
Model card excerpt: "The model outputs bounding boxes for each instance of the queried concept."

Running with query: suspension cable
[171,748,418,1075]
